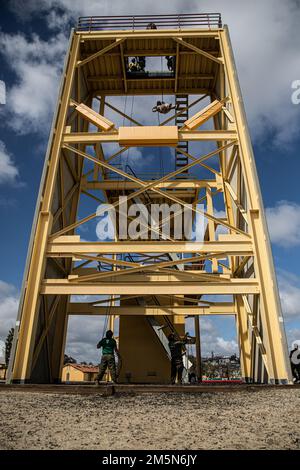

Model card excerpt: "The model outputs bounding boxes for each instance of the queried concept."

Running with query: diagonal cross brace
[70,252,230,283]
[52,140,246,239]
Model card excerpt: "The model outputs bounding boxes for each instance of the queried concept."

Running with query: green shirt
[98,338,117,355]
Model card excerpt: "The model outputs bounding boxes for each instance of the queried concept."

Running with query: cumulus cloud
[0,280,19,344]
[0,339,5,359]
[0,80,6,105]
[215,337,238,354]
[65,315,105,363]
[0,31,68,134]
[8,0,189,25]
[286,328,300,350]
[266,201,300,247]
[200,332,238,356]
[5,0,300,146]
[0,140,19,184]
[277,269,300,320]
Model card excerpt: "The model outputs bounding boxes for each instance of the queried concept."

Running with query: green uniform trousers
[97,354,117,382]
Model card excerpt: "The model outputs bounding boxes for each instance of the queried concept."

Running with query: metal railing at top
[76,13,222,32]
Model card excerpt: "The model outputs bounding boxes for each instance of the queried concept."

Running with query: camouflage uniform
[169,339,185,384]
[97,354,117,382]
[96,337,117,383]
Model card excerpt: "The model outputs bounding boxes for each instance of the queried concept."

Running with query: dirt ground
[0,389,299,450]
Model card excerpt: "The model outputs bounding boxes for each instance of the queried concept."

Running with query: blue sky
[0,0,300,363]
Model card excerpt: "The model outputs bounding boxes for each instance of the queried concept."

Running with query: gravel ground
[0,389,299,450]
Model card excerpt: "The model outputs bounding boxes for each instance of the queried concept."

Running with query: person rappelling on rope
[96,330,121,384]
[152,100,178,114]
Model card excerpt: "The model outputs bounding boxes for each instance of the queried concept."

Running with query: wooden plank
[62,130,236,144]
[82,180,218,190]
[68,304,237,316]
[47,239,253,255]
[41,279,260,295]
[184,99,224,130]
[118,126,178,147]
[75,103,114,131]
[173,37,223,65]
[77,38,125,67]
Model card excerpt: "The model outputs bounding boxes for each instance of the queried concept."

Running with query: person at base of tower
[168,332,191,384]
[290,343,300,383]
[96,330,120,384]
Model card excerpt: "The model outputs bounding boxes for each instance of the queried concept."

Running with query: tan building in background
[62,364,98,383]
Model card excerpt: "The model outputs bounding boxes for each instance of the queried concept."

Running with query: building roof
[64,363,99,373]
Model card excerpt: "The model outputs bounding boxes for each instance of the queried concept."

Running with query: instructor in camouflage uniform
[168,332,191,385]
[96,330,120,384]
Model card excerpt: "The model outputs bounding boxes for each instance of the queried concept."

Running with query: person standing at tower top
[146,22,157,29]
[96,330,120,384]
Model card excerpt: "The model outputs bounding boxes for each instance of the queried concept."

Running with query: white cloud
[0,140,19,184]
[277,269,300,320]
[8,0,191,25]
[65,315,105,363]
[0,80,6,105]
[6,0,300,146]
[0,31,68,134]
[0,340,5,359]
[186,315,238,356]
[215,337,238,354]
[266,201,300,247]
[286,328,300,350]
[186,317,215,335]
[200,331,238,356]
[0,280,19,344]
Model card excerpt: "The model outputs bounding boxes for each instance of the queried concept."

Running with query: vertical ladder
[175,95,189,178]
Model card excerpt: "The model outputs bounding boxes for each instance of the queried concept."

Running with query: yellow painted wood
[118,315,170,384]
[41,278,260,296]
[75,103,114,131]
[9,23,292,385]
[118,126,178,147]
[184,99,224,130]
[68,304,237,315]
[47,238,253,254]
[220,26,292,383]
[62,130,237,144]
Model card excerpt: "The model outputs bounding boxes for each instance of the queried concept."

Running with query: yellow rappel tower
[7,13,292,385]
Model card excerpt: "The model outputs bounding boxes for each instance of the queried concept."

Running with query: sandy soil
[0,389,299,450]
